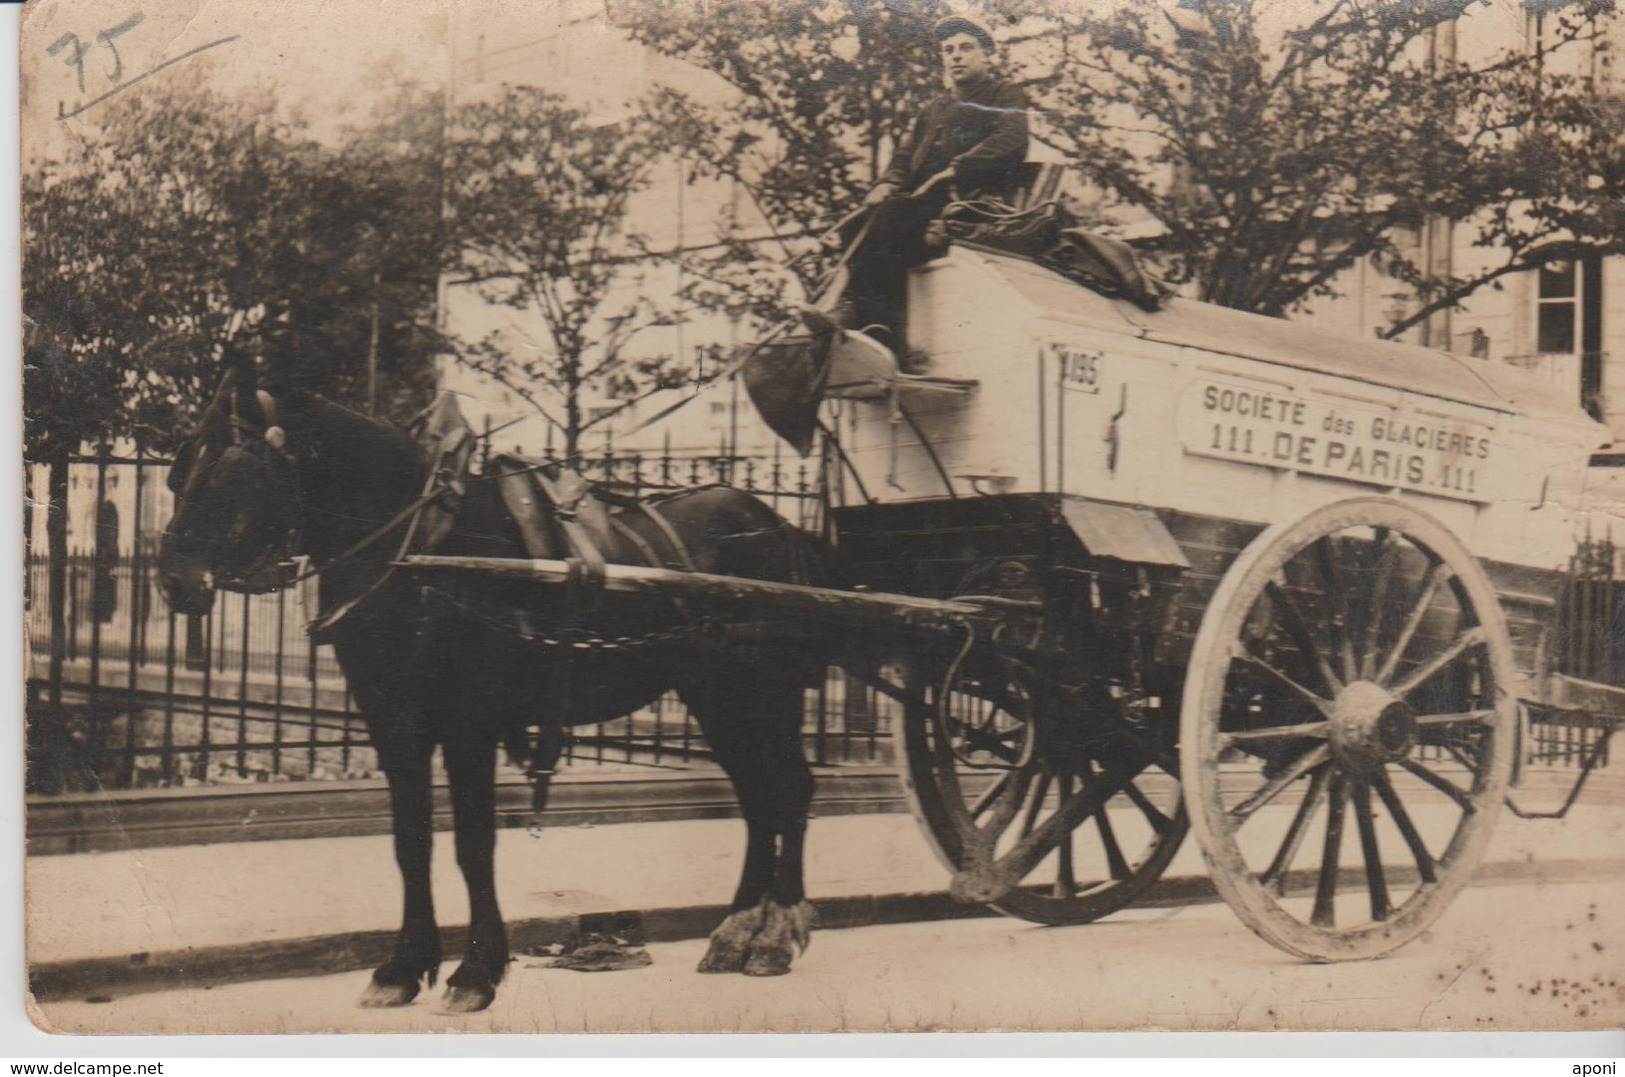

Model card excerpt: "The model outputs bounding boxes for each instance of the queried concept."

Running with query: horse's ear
[228,346,272,430]
[256,389,289,448]
[198,369,234,442]
[256,390,280,430]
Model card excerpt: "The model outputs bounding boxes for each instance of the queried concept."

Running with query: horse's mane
[278,395,429,563]
[291,396,424,474]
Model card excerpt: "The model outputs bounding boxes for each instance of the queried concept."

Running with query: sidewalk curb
[29,855,1625,1003]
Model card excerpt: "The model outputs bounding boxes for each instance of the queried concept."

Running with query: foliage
[445,86,687,456]
[22,170,136,460]
[621,0,1621,339]
[22,72,442,457]
[318,82,449,417]
[996,0,1624,335]
[616,0,957,321]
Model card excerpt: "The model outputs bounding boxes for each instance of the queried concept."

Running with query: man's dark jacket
[882,75,1030,202]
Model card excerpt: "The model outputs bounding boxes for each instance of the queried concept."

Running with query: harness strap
[290,484,449,588]
[527,724,570,829]
[529,468,607,591]
[602,496,698,626]
[398,424,470,558]
[301,486,452,641]
[593,487,699,572]
[496,470,558,559]
[608,515,664,569]
[636,500,697,571]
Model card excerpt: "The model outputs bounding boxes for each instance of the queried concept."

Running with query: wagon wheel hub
[1329,680,1416,773]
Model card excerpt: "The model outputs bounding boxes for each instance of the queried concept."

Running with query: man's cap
[933,14,995,51]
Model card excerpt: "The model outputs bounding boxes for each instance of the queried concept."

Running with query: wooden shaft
[397,554,1022,635]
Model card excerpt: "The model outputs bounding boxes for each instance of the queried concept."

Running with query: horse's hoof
[440,984,496,1014]
[696,943,748,974]
[742,947,792,977]
[359,979,421,1008]
[696,903,768,974]
[741,901,814,977]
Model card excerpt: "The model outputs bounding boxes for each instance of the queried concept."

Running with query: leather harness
[485,453,698,825]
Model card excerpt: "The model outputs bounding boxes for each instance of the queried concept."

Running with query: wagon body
[839,245,1603,549]
[830,245,1612,686]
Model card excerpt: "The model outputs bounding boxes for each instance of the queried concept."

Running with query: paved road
[33,877,1623,1035]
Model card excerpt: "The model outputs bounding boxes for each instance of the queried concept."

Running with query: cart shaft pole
[398,554,1020,635]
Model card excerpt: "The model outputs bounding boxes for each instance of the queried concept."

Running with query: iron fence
[1557,536,1624,686]
[23,444,896,794]
[1525,710,1612,769]
[26,444,1617,795]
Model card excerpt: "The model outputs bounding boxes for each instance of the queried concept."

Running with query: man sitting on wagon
[801,14,1030,355]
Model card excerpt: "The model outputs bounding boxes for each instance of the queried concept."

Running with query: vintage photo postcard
[19,0,1625,1035]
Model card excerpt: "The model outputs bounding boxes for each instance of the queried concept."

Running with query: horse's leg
[693,679,816,976]
[361,735,442,1007]
[694,811,776,974]
[440,729,507,1013]
[748,767,815,978]
[741,686,816,978]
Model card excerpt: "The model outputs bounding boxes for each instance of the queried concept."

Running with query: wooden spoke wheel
[897,646,1188,926]
[1180,497,1516,962]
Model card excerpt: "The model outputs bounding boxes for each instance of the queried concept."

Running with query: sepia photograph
[16,0,1625,1039]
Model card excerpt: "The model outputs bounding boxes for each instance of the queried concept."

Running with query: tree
[23,71,443,460]
[445,86,689,457]
[324,81,451,418]
[994,0,1624,337]
[616,0,957,320]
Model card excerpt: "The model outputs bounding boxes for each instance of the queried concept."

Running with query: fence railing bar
[88,444,107,735]
[200,610,214,779]
[341,682,355,774]
[815,674,828,767]
[237,592,251,777]
[121,451,145,787]
[51,684,362,727]
[273,588,286,778]
[65,563,77,664]
[651,690,664,766]
[307,633,319,778]
[161,606,178,785]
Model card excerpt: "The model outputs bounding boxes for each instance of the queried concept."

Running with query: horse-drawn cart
[405,243,1625,964]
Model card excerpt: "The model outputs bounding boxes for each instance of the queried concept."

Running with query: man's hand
[912,168,957,198]
[863,182,897,207]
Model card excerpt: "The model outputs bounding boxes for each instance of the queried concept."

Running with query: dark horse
[158,364,828,1012]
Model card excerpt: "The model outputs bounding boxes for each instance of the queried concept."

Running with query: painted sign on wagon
[1177,374,1497,503]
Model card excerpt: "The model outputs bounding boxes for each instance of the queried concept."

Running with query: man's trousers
[838,190,949,354]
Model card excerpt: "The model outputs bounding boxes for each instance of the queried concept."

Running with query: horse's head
[158,362,305,616]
